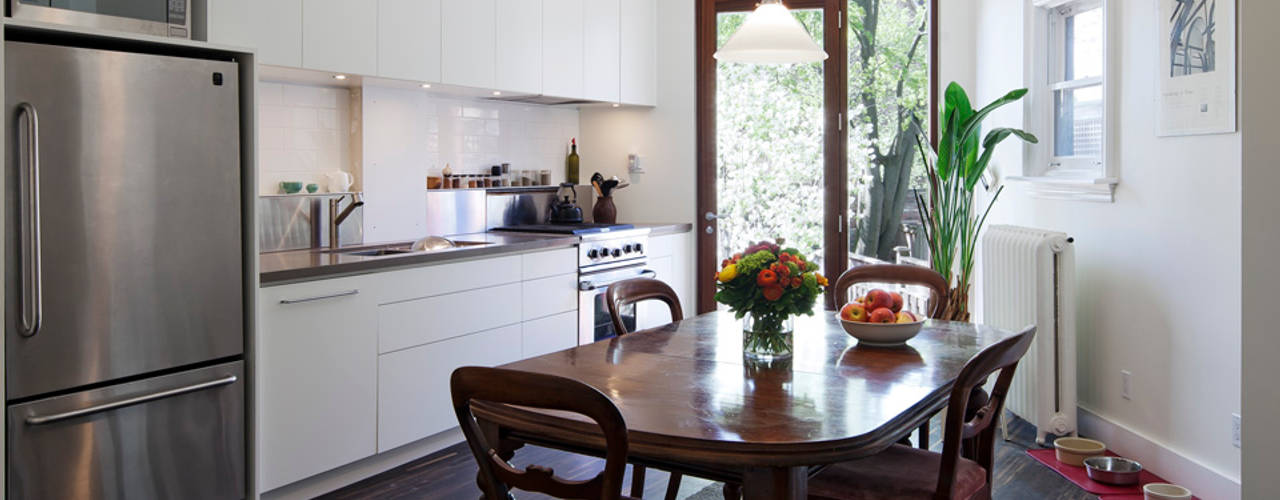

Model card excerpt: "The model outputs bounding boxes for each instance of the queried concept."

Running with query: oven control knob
[623,244,634,253]
[587,248,601,259]
[633,243,643,253]
[611,248,622,258]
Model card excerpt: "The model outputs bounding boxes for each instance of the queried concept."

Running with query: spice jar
[539,170,551,186]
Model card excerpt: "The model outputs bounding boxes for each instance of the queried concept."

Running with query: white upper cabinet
[302,0,378,76]
[583,0,621,103]
[541,0,585,98]
[206,0,303,67]
[620,0,658,106]
[442,0,497,88]
[496,0,543,95]
[377,0,442,82]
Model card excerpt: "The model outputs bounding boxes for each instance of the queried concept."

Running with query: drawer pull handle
[25,375,238,425]
[279,289,360,305]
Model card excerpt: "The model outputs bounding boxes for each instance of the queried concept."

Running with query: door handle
[25,375,238,425]
[278,289,360,305]
[578,270,657,291]
[704,211,727,221]
[17,103,42,338]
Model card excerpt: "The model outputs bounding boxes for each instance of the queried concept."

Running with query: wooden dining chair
[451,366,636,500]
[604,277,685,499]
[806,326,1037,500]
[832,263,956,449]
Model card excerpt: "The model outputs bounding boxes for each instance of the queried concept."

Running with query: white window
[1015,0,1117,202]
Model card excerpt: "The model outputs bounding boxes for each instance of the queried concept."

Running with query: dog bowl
[1084,456,1142,485]
[1053,437,1106,466]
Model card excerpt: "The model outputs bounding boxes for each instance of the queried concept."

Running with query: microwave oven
[10,0,191,39]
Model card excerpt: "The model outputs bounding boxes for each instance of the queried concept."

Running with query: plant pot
[743,312,794,361]
[593,195,617,224]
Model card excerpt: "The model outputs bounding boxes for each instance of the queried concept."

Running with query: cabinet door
[257,278,378,491]
[541,0,585,98]
[377,0,442,82]
[206,0,302,67]
[496,0,542,94]
[620,0,657,106]
[377,325,523,452]
[583,0,620,103]
[442,0,497,88]
[523,311,578,358]
[303,0,378,75]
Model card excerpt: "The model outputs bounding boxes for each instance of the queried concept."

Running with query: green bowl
[305,183,319,193]
[279,181,304,194]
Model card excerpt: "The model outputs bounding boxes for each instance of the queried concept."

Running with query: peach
[889,292,904,312]
[895,311,917,323]
[864,289,893,311]
[841,302,868,322]
[869,307,897,323]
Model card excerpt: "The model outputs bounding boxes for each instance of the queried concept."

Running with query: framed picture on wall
[1156,0,1236,136]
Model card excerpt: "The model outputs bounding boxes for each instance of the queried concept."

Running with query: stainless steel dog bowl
[1083,456,1142,486]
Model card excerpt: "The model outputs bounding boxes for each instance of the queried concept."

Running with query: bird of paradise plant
[915,82,1037,321]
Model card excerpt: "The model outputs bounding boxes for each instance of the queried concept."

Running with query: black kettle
[549,183,584,224]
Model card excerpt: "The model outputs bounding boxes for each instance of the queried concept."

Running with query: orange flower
[791,277,802,288]
[756,269,778,287]
[763,286,784,301]
[816,274,828,287]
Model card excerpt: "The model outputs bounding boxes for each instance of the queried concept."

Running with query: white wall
[972,0,1241,496]
[257,82,355,195]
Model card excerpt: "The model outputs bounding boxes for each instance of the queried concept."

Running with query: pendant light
[714,0,828,64]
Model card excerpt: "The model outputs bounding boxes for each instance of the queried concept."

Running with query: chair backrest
[451,367,631,500]
[831,264,950,319]
[934,326,1036,499]
[605,278,683,335]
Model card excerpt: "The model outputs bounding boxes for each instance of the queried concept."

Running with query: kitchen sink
[346,248,415,257]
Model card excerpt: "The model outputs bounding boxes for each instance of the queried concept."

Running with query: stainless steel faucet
[329,193,364,248]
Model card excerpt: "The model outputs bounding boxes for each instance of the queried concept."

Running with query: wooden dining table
[472,310,1019,500]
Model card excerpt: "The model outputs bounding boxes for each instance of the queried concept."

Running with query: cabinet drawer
[521,273,577,320]
[521,247,578,281]
[522,311,578,359]
[379,283,522,354]
[377,325,522,452]
[375,254,521,304]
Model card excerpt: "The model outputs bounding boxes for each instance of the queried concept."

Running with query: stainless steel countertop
[259,223,692,286]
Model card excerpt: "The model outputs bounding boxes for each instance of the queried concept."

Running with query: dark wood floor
[318,412,1094,500]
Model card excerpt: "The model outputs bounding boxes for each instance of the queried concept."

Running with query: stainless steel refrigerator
[4,41,245,499]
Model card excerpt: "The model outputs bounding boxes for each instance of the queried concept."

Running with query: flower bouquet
[714,240,827,360]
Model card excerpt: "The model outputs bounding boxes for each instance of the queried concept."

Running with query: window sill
[1006,176,1118,202]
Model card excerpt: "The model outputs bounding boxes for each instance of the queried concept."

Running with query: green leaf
[965,128,1039,191]
[957,88,1029,159]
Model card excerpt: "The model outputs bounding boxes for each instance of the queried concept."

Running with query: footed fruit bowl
[836,312,925,347]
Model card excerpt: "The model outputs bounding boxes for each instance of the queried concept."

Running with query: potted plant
[915,82,1038,321]
[715,240,828,360]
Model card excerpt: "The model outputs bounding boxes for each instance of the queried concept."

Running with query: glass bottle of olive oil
[566,138,580,184]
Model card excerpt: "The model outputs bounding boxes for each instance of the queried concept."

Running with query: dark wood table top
[487,311,1017,469]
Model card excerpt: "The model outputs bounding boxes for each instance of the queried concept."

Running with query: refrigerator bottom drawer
[7,361,245,500]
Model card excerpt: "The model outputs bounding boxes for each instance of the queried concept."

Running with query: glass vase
[742,312,794,361]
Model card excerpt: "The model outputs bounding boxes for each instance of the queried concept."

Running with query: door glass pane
[715,10,826,269]
[846,0,931,263]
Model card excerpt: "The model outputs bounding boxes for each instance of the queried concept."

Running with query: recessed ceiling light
[420,83,432,89]
[333,74,347,80]
[492,91,502,96]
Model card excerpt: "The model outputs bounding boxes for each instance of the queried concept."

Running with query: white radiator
[981,225,1077,445]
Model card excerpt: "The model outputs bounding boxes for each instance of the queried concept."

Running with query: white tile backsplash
[258,82,355,195]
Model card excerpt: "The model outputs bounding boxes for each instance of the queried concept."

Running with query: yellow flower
[816,273,828,287]
[718,264,738,282]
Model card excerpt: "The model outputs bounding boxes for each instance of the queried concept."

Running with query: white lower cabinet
[522,311,578,358]
[257,276,378,492]
[376,324,523,452]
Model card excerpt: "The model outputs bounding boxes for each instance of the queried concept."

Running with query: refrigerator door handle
[17,102,42,337]
[24,374,238,426]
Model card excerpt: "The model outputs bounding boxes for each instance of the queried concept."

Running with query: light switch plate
[628,154,645,174]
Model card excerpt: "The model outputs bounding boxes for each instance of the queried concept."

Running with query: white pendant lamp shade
[714,0,828,64]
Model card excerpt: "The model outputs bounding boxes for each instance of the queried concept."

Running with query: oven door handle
[578,270,657,291]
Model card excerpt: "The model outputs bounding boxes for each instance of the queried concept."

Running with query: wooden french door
[695,0,848,313]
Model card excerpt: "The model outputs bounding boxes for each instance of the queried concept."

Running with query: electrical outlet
[1120,370,1132,400]
[1232,413,1241,448]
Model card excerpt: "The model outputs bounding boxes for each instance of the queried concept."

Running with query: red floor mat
[1026,448,1199,499]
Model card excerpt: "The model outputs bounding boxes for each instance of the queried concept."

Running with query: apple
[895,311,917,323]
[864,289,893,311]
[841,302,868,322]
[889,292,904,313]
[869,307,897,323]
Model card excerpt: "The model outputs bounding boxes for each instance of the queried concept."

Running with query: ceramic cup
[1143,483,1192,500]
[326,171,354,193]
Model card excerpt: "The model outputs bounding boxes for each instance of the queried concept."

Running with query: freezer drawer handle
[25,374,239,426]
[278,289,360,305]
[17,102,42,337]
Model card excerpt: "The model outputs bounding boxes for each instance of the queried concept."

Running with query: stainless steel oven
[576,230,652,345]
[10,0,191,39]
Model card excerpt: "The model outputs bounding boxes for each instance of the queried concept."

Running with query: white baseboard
[259,428,464,500]
[1078,406,1240,500]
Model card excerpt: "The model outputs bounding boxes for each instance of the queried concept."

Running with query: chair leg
[631,465,647,498]
[663,472,683,500]
[917,421,930,450]
[722,482,742,500]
